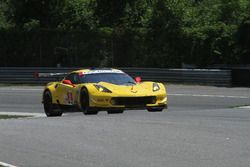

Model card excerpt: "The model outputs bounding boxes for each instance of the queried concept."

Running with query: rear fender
[43,82,59,104]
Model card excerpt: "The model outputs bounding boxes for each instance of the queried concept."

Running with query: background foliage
[0,0,249,67]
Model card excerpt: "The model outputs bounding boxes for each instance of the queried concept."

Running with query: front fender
[140,81,166,94]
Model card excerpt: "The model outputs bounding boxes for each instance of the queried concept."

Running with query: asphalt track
[0,84,250,167]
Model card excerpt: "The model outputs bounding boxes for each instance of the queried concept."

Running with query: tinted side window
[65,73,79,84]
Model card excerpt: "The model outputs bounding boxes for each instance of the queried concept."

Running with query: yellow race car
[42,68,167,116]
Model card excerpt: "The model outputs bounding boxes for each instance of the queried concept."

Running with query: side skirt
[60,105,81,113]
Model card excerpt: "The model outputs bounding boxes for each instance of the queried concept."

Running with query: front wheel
[43,90,63,117]
[80,88,98,115]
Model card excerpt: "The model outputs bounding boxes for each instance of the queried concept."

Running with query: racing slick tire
[80,88,98,115]
[43,90,63,117]
[107,110,124,114]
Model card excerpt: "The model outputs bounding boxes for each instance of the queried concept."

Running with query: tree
[59,0,96,30]
[182,0,245,66]
[7,0,65,29]
[235,0,250,63]
[95,0,128,27]
[0,0,12,29]
[144,0,185,67]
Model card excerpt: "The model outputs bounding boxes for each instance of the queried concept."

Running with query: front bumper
[88,104,167,112]
[88,94,167,109]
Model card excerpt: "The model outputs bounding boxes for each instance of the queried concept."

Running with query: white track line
[0,161,18,167]
[237,106,250,109]
[168,93,249,99]
[0,88,43,91]
[0,112,45,117]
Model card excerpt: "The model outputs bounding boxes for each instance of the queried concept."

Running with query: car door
[56,73,79,105]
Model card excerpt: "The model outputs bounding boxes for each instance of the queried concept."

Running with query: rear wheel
[43,90,63,117]
[107,110,124,114]
[80,88,98,115]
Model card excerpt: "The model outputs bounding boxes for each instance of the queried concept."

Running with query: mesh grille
[111,96,156,106]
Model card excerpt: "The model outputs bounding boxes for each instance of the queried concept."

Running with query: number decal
[64,91,73,105]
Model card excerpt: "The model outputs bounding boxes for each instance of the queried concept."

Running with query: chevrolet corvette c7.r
[42,68,167,116]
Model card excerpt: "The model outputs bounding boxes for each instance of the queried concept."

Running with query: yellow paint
[43,69,167,109]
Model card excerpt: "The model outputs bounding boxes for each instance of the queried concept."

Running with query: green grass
[0,115,30,119]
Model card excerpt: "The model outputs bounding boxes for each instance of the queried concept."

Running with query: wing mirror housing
[135,76,142,83]
[63,79,75,87]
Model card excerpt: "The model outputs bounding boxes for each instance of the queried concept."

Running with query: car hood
[96,82,155,96]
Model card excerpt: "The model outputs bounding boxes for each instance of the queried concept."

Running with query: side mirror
[63,79,75,87]
[135,76,142,83]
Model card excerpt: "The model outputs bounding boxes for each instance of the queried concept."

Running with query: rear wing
[34,72,68,80]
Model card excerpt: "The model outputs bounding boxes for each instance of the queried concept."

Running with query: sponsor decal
[131,86,138,93]
[64,91,73,105]
[74,89,81,104]
[85,70,123,74]
[79,72,85,76]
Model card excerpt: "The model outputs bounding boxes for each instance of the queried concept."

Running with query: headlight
[152,83,160,92]
[94,84,112,93]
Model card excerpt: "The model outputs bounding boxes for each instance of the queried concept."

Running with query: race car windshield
[79,73,136,85]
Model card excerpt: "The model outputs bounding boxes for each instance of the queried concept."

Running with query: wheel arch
[43,86,57,104]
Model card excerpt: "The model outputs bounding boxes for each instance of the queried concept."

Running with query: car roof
[72,68,124,74]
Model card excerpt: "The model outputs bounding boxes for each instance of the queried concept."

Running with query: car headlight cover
[94,84,112,93]
[153,83,160,92]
